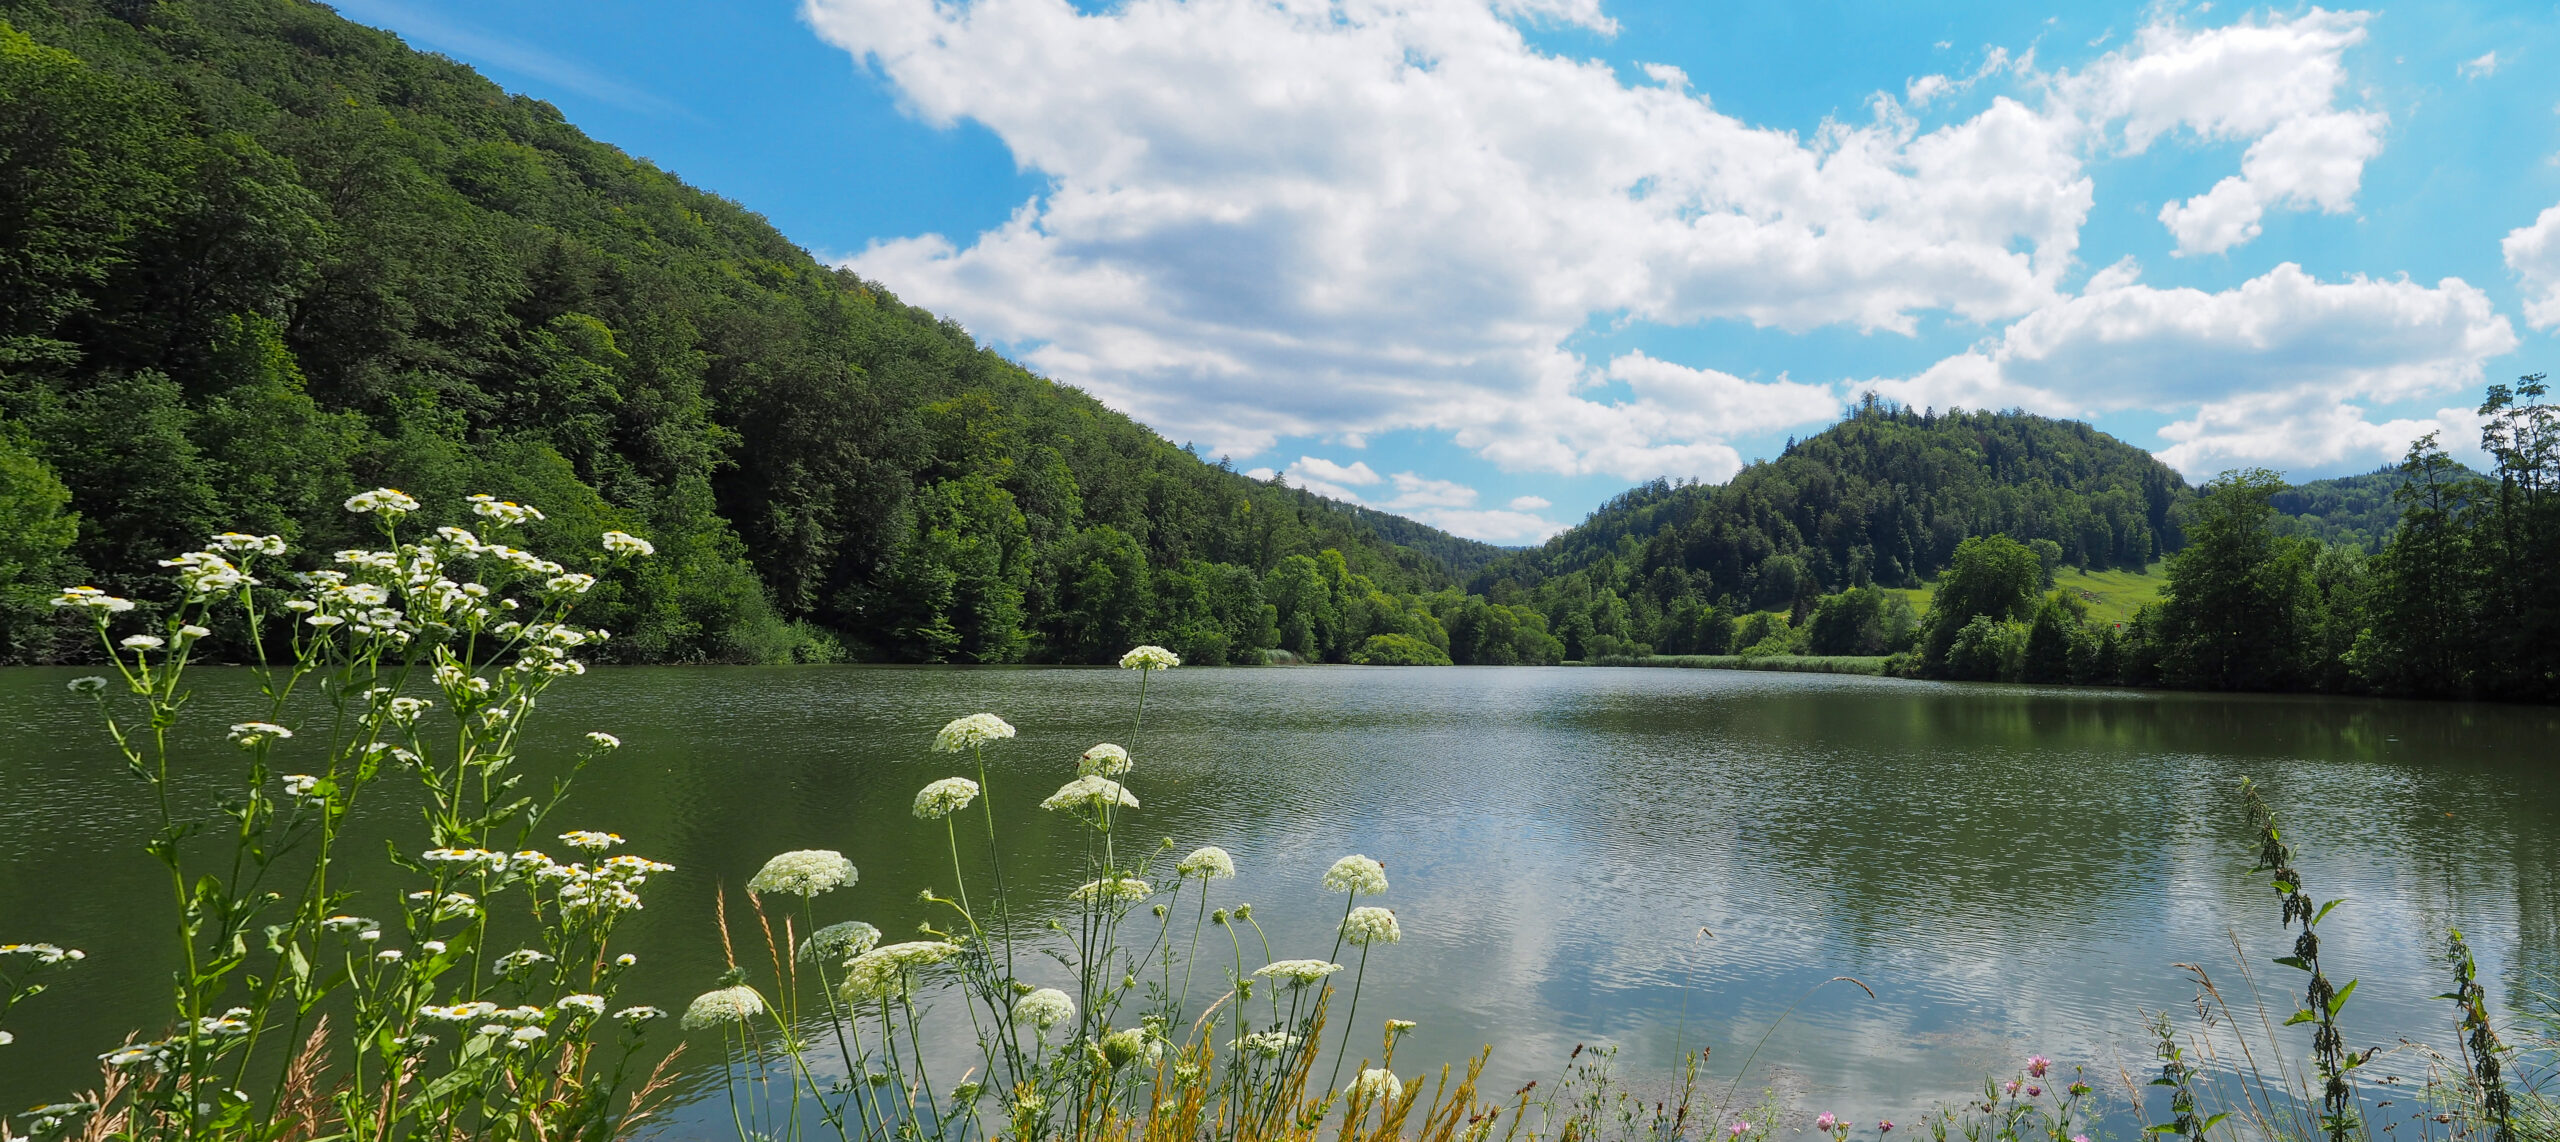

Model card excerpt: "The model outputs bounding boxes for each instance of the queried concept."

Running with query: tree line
[1899,377,2560,702]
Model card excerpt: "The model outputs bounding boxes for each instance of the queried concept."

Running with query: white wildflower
[1235,1030,1299,1057]
[507,1025,547,1049]
[376,948,403,962]
[419,1002,498,1022]
[1119,645,1180,671]
[601,530,655,556]
[1322,854,1388,897]
[544,573,596,595]
[1343,906,1402,946]
[1347,1068,1404,1104]
[1176,846,1236,879]
[555,994,607,1016]
[492,948,554,974]
[585,731,620,749]
[67,676,108,694]
[0,943,82,965]
[279,774,321,798]
[229,722,292,747]
[1077,743,1132,777]
[559,830,621,851]
[1013,987,1074,1031]
[1070,877,1153,905]
[120,634,164,649]
[746,850,855,897]
[932,713,1015,752]
[209,532,286,556]
[1041,775,1139,812]
[615,1006,667,1022]
[797,920,882,964]
[1254,959,1343,986]
[912,777,979,820]
[467,494,544,525]
[680,985,764,1029]
[344,488,421,516]
[51,586,135,613]
[840,942,955,1002]
[176,624,211,640]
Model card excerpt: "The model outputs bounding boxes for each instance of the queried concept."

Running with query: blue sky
[332,0,2560,543]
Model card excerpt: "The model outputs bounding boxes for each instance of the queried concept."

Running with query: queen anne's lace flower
[840,941,956,1002]
[797,920,882,964]
[1041,775,1139,812]
[912,777,980,820]
[601,530,656,556]
[747,850,856,897]
[586,731,621,749]
[1236,1030,1299,1057]
[1070,877,1152,905]
[344,488,421,516]
[1099,1027,1156,1067]
[1177,846,1236,879]
[1346,1068,1404,1104]
[1013,987,1075,1031]
[1254,959,1343,985]
[680,985,764,1029]
[616,1006,668,1021]
[932,713,1015,752]
[1322,854,1389,897]
[1078,743,1132,777]
[1119,645,1180,671]
[1343,906,1402,946]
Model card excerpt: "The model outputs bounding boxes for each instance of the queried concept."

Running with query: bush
[1348,632,1453,665]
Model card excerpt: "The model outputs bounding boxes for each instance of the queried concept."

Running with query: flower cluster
[1041,775,1138,812]
[345,488,422,516]
[1119,645,1180,671]
[1342,906,1401,946]
[1323,854,1389,897]
[746,850,855,898]
[912,777,980,820]
[600,530,656,556]
[1070,877,1153,905]
[1254,959,1343,986]
[1346,1067,1404,1103]
[0,943,84,966]
[840,941,957,1003]
[1077,742,1132,777]
[1176,846,1236,879]
[1013,987,1075,1031]
[797,921,882,965]
[932,713,1016,752]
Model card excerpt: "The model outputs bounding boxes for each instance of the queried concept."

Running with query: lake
[2,664,2555,1135]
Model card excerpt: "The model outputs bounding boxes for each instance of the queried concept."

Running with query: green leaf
[2313,898,2343,926]
[2329,978,2359,1016]
[2273,956,2310,971]
[2203,1113,2229,1132]
[287,941,311,985]
[2285,1009,2317,1026]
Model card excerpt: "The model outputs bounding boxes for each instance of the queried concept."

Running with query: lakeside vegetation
[9,495,2559,1142]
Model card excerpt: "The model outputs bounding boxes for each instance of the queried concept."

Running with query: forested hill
[0,0,1503,664]
[2272,464,2489,550]
[1465,403,2191,659]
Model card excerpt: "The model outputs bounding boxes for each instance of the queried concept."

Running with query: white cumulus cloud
[804,0,2438,491]
[2504,203,2560,330]
[1271,457,1565,542]
[1864,260,2517,475]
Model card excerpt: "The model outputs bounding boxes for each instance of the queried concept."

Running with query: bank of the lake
[3,664,2554,1134]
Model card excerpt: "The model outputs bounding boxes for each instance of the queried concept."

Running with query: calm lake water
[3,664,2556,1135]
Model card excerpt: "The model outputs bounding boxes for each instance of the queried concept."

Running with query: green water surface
[2,665,2555,1132]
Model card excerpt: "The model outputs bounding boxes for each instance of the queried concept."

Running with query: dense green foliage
[1890,377,2560,702]
[2269,463,2486,550]
[1468,400,2188,661]
[0,0,1507,664]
